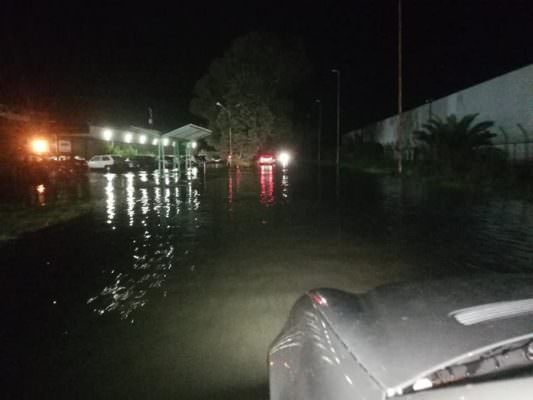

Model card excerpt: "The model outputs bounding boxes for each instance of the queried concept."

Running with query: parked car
[49,155,88,176]
[125,155,157,171]
[269,275,533,400]
[88,155,126,171]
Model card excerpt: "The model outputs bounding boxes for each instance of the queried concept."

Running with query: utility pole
[315,99,322,164]
[331,69,341,179]
[397,0,403,175]
[216,101,232,167]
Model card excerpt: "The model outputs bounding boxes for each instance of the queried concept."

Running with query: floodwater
[2,165,533,399]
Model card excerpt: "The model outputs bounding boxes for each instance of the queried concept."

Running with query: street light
[31,138,49,154]
[102,128,113,141]
[397,0,403,175]
[216,101,232,167]
[331,69,341,179]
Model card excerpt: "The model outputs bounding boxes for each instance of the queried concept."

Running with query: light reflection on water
[259,165,275,206]
[105,174,116,225]
[0,176,91,207]
[88,171,203,321]
[36,184,46,206]
[227,167,243,211]
[281,168,289,200]
[79,168,533,320]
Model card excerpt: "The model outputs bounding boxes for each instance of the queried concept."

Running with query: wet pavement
[2,165,533,399]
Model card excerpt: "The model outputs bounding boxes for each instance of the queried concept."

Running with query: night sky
[1,0,532,134]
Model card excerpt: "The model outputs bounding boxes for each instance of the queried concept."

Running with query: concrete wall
[345,63,533,161]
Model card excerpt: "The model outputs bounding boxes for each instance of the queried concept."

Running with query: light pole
[331,68,341,180]
[315,99,322,164]
[216,101,232,167]
[397,0,403,175]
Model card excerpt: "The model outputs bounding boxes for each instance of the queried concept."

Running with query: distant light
[102,128,113,141]
[278,151,291,167]
[191,141,197,149]
[139,135,147,144]
[162,138,169,146]
[31,138,49,154]
[172,141,176,147]
[36,184,46,194]
[124,132,133,143]
[152,138,159,145]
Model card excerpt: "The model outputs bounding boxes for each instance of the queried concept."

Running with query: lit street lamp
[102,128,114,147]
[31,138,49,154]
[102,128,113,141]
[216,101,232,167]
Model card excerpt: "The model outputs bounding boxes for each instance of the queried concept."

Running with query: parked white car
[87,155,125,171]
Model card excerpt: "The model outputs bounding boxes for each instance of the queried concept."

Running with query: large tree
[190,32,311,159]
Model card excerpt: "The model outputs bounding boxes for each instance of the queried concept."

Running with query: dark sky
[1,0,532,133]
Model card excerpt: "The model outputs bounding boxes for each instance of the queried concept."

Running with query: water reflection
[228,172,234,206]
[0,176,91,207]
[36,184,46,206]
[259,165,274,206]
[88,171,204,321]
[126,173,135,226]
[105,174,116,225]
[227,167,241,209]
[281,168,289,200]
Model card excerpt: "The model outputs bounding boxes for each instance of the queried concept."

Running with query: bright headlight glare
[278,151,291,166]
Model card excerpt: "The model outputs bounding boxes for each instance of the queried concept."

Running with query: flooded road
[2,165,533,399]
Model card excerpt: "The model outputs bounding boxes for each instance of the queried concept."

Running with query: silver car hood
[310,275,533,395]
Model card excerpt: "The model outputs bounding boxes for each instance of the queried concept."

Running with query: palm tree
[414,114,496,173]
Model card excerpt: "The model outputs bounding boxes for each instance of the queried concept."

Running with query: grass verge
[0,201,93,242]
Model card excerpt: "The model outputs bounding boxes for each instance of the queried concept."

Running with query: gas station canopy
[162,124,211,142]
[89,123,211,144]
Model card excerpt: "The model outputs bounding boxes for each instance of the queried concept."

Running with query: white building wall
[349,64,533,161]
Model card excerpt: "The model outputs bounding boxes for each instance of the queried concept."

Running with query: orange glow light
[31,138,49,154]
